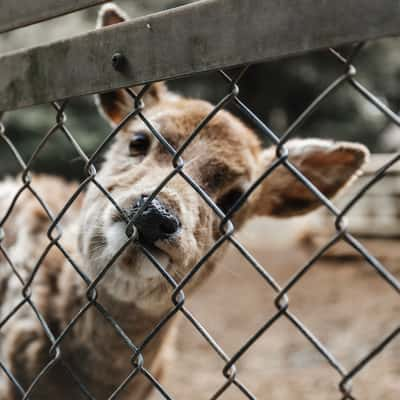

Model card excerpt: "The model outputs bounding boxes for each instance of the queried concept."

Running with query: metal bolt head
[111,52,125,71]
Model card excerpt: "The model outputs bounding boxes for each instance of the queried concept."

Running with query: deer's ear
[97,3,129,27]
[250,139,369,218]
[95,4,167,126]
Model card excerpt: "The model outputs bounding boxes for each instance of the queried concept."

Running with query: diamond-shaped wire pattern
[0,41,399,400]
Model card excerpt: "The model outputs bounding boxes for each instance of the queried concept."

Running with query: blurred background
[1,0,400,180]
[1,2,400,399]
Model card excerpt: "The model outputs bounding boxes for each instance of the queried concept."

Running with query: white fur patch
[97,220,171,305]
[105,221,127,254]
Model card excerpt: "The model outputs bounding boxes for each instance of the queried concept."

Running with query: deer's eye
[129,132,150,156]
[217,188,244,214]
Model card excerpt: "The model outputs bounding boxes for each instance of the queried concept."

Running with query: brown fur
[0,4,370,399]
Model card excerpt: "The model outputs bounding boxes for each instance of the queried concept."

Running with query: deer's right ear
[95,3,167,126]
[97,3,129,27]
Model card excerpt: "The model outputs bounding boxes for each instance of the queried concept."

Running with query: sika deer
[0,4,369,399]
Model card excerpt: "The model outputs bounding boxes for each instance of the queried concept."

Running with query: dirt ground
[150,219,400,400]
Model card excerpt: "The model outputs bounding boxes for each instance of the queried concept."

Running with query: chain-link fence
[1,1,400,399]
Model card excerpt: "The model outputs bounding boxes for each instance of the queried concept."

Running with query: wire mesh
[0,41,399,400]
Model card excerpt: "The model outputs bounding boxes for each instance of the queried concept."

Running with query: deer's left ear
[249,139,369,218]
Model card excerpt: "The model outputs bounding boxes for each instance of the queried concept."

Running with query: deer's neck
[62,270,176,397]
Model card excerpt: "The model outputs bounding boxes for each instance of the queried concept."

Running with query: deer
[0,4,369,400]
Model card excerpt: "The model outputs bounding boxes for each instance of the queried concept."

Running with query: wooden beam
[1,0,400,111]
[0,0,109,33]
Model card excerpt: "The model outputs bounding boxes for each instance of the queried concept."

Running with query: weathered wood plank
[1,0,400,111]
[0,0,108,33]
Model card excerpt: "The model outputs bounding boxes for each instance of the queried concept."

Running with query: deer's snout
[129,195,180,244]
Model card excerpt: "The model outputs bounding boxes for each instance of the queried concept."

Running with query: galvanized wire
[0,41,399,400]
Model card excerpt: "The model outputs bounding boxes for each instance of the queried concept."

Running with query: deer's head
[79,4,369,313]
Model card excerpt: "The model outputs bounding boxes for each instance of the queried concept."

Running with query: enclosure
[0,0,400,399]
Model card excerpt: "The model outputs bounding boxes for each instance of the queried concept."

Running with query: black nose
[129,196,180,244]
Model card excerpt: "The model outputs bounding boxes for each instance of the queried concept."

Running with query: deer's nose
[129,196,180,244]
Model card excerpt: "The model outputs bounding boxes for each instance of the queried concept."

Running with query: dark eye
[129,132,150,156]
[217,188,244,214]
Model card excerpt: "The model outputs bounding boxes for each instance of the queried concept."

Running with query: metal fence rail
[0,1,400,399]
